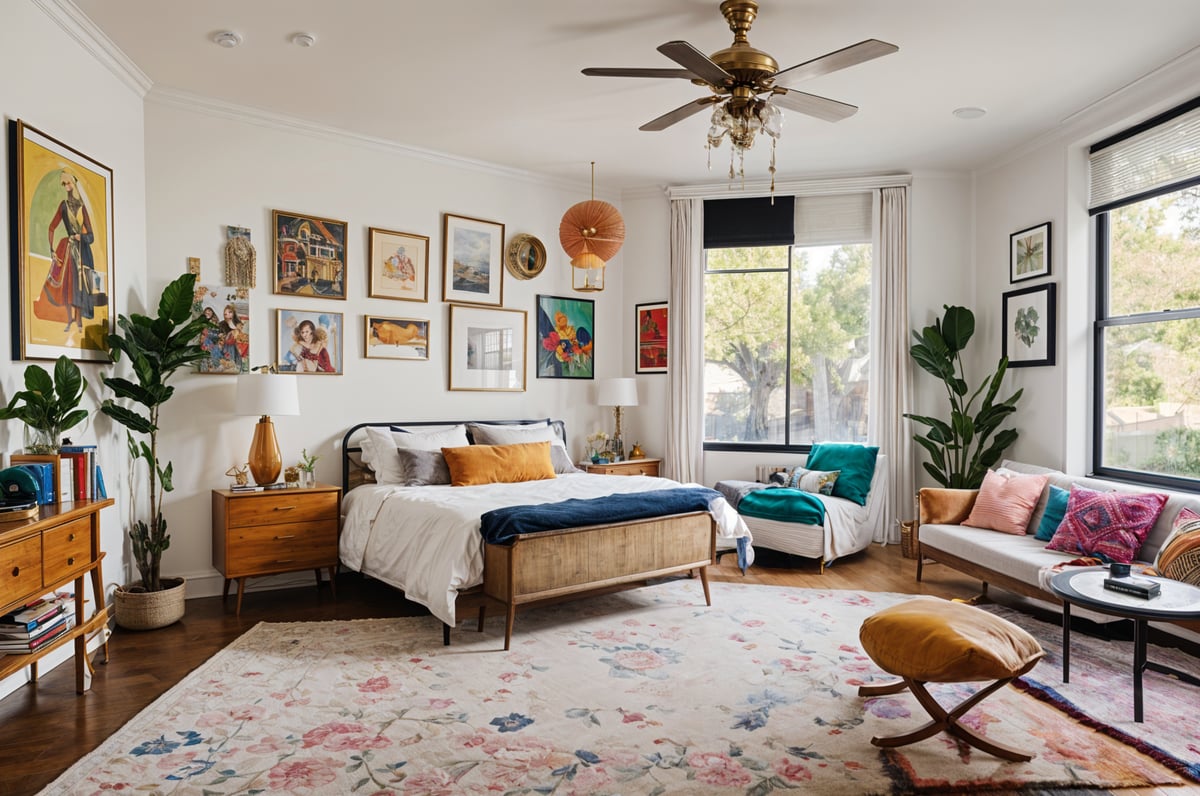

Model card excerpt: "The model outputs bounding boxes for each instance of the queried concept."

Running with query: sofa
[915,459,1200,634]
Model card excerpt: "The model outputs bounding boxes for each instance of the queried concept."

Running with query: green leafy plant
[100,273,210,592]
[0,356,89,453]
[299,448,320,473]
[904,305,1022,489]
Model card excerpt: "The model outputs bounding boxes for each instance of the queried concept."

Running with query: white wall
[0,1,146,697]
[141,95,629,598]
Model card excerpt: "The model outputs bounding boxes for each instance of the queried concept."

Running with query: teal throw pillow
[805,443,879,506]
[1035,484,1070,542]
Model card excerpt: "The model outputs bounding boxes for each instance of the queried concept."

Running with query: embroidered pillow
[963,469,1049,535]
[1034,484,1071,541]
[1154,507,1200,585]
[804,443,879,506]
[786,466,840,496]
[1046,487,1168,564]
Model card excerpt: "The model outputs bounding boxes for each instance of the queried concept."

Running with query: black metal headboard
[341,418,568,491]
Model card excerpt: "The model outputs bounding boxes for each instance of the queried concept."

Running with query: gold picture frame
[368,227,429,302]
[442,213,504,306]
[272,209,348,299]
[365,315,429,360]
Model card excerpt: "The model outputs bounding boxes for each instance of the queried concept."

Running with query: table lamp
[597,377,638,460]
[235,370,300,485]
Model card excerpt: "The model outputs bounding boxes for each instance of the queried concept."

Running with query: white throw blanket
[339,473,752,625]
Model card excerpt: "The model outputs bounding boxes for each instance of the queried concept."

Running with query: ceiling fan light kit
[582,0,897,193]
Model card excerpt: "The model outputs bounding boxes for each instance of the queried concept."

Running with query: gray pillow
[395,448,452,486]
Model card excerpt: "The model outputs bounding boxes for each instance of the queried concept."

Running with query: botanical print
[365,315,429,360]
[536,295,594,379]
[192,285,249,374]
[1010,221,1051,282]
[442,213,504,306]
[368,227,429,302]
[1014,304,1040,348]
[12,121,114,361]
[277,309,342,375]
[636,301,668,373]
[273,210,347,299]
[1004,282,1056,367]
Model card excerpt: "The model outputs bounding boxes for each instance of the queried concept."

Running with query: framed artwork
[1003,282,1056,367]
[9,120,115,361]
[272,209,347,299]
[276,308,343,375]
[635,301,668,374]
[192,284,250,374]
[1010,221,1051,283]
[535,294,594,379]
[442,212,504,306]
[365,315,429,360]
[368,227,429,302]
[448,304,526,391]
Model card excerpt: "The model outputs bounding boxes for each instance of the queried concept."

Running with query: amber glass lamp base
[247,415,282,485]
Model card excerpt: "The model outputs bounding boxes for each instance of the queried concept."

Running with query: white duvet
[339,473,752,625]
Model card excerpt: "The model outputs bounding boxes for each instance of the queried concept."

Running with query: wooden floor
[0,545,1185,795]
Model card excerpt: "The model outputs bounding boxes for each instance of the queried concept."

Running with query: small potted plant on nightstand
[299,448,320,488]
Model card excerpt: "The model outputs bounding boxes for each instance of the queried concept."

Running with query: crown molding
[35,0,152,96]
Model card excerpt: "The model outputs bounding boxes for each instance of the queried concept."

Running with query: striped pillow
[962,469,1049,535]
[1155,507,1200,585]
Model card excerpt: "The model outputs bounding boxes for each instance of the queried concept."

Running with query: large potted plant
[101,273,210,629]
[904,305,1022,489]
[0,355,89,453]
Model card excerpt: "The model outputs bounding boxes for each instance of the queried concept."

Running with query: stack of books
[0,594,74,654]
[1103,574,1162,599]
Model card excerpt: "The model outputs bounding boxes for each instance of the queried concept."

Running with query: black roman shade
[703,196,795,249]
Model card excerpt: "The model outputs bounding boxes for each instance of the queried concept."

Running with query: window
[1092,97,1200,487]
[703,193,872,450]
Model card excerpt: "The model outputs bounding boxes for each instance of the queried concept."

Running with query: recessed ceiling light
[212,31,242,48]
[291,32,317,48]
[952,106,988,120]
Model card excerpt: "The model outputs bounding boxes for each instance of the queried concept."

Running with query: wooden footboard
[483,511,716,649]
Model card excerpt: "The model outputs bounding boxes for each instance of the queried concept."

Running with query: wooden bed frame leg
[477,605,486,633]
[503,604,516,651]
[699,566,711,606]
[819,558,826,575]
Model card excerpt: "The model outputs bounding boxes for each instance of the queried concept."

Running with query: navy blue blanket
[480,487,721,545]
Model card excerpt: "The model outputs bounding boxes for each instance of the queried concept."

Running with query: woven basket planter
[113,577,186,630]
[899,520,919,560]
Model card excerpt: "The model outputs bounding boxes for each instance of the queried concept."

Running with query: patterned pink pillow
[962,469,1049,535]
[1046,486,1168,563]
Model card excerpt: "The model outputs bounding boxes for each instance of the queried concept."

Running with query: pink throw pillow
[1046,486,1168,564]
[962,469,1049,535]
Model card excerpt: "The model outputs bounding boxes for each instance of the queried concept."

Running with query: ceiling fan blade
[639,96,721,132]
[582,67,699,80]
[771,89,857,122]
[771,39,899,88]
[657,40,734,87]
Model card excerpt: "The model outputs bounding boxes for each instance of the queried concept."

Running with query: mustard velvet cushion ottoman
[858,596,1044,761]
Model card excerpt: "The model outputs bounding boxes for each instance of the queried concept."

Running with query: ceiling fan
[582,0,898,182]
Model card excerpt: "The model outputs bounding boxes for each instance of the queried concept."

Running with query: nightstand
[584,457,661,477]
[211,484,341,616]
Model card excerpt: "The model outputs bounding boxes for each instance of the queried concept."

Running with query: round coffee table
[1049,566,1200,722]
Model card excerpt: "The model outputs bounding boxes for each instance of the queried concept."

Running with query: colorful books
[0,594,71,631]
[0,615,74,652]
[16,463,55,505]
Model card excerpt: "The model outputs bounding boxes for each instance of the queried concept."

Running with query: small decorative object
[1002,283,1056,368]
[635,301,668,373]
[536,294,594,379]
[630,442,645,459]
[1010,222,1051,283]
[299,448,320,488]
[586,430,609,464]
[365,315,429,360]
[272,210,347,299]
[284,465,300,486]
[192,284,250,374]
[368,227,429,302]
[448,304,527,391]
[597,377,638,461]
[225,463,250,487]
[505,233,547,280]
[442,213,504,306]
[277,308,343,374]
[0,355,89,454]
[225,226,256,288]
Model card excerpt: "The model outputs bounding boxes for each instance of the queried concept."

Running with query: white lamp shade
[597,377,638,407]
[236,373,300,417]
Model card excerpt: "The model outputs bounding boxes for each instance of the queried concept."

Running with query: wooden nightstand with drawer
[211,484,341,615]
[583,457,661,477]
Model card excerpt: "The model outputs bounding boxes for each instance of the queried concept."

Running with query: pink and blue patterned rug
[44,582,1188,794]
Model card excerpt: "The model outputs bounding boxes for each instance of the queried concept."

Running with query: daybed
[717,446,888,571]
[917,459,1200,634]
[338,419,752,645]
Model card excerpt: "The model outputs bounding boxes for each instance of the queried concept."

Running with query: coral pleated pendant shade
[558,199,626,262]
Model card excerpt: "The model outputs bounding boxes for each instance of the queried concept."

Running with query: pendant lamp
[559,162,625,292]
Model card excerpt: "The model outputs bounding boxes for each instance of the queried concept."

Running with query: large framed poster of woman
[9,120,114,361]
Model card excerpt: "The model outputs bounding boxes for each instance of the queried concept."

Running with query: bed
[339,419,752,647]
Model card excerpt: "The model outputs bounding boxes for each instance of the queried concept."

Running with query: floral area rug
[984,602,1200,784]
[45,582,1182,795]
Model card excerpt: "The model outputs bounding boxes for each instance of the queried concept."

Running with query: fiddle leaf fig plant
[904,305,1022,489]
[0,355,89,453]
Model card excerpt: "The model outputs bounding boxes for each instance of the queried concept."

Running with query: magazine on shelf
[0,615,74,652]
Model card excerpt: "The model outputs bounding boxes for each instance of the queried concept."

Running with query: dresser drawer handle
[274,559,294,564]
[68,533,76,541]
[10,566,17,578]
[275,534,297,540]
[273,506,296,512]
[67,557,76,566]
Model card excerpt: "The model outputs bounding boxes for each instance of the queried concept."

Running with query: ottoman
[858,596,1044,761]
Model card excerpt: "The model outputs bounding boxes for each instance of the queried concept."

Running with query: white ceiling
[72,0,1200,193]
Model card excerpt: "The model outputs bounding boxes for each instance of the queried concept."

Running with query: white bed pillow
[467,422,581,474]
[364,425,469,484]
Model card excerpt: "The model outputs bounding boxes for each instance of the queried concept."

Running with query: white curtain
[665,197,705,484]
[868,186,914,542]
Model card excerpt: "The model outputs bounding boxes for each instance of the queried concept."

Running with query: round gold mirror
[505,233,547,280]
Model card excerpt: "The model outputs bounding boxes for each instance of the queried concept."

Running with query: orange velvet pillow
[962,469,1049,535]
[441,441,557,487]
